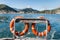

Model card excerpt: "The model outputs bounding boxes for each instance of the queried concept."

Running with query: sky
[0,0,60,10]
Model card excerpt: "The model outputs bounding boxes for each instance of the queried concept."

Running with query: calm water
[0,13,60,39]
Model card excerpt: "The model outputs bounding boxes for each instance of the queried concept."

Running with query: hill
[40,8,60,14]
[0,4,17,13]
[18,8,40,13]
[0,4,60,14]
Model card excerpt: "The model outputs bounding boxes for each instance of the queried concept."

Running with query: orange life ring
[32,19,51,37]
[10,16,29,36]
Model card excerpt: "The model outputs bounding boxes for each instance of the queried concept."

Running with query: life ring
[10,16,29,36]
[32,18,51,37]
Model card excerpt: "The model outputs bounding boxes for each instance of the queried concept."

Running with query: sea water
[0,13,60,39]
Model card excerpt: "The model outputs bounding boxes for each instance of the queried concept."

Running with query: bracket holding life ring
[10,16,29,36]
[32,16,51,37]
[10,16,51,37]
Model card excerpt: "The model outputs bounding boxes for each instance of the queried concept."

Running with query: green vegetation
[19,8,40,13]
[0,4,60,14]
[0,4,17,13]
[40,8,60,14]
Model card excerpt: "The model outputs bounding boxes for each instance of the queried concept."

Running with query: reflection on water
[0,14,60,39]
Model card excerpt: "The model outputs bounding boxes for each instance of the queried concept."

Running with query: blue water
[0,13,60,39]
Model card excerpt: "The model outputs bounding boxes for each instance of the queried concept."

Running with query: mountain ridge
[0,4,17,13]
[0,4,60,14]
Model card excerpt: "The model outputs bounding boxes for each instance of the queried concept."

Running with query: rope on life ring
[32,17,51,37]
[10,16,29,36]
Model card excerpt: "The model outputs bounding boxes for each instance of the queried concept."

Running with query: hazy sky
[0,0,60,10]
